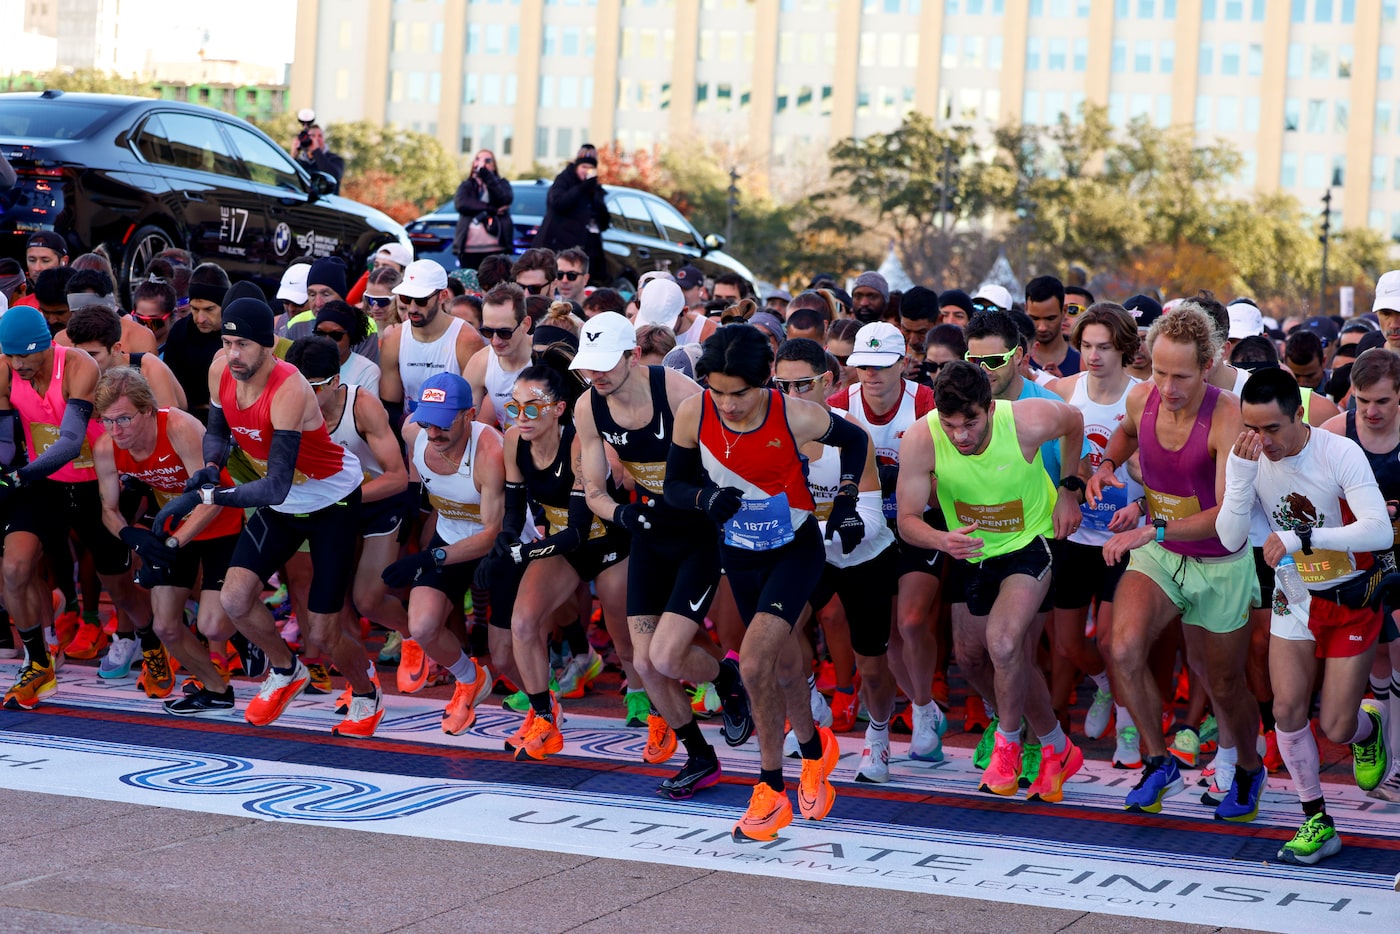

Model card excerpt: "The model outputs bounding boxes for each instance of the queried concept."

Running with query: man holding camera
[292,111,344,186]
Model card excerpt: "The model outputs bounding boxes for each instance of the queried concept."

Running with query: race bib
[1292,548,1355,584]
[952,499,1026,534]
[1144,487,1201,521]
[1081,485,1126,532]
[31,423,93,470]
[724,493,795,552]
[621,460,666,494]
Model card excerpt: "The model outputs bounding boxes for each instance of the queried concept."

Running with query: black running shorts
[723,518,825,628]
[811,543,899,656]
[6,478,131,576]
[1051,538,1128,610]
[228,487,361,615]
[627,518,721,623]
[955,535,1054,618]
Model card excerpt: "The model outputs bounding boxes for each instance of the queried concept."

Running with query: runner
[494,365,632,760]
[155,297,377,735]
[667,324,869,839]
[1218,367,1391,863]
[465,282,534,430]
[775,338,901,783]
[1086,304,1265,820]
[66,305,187,409]
[91,367,244,713]
[0,306,151,710]
[897,360,1087,803]
[572,312,747,800]
[380,372,501,735]
[380,259,484,424]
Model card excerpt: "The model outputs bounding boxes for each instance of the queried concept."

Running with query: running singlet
[1069,376,1143,545]
[11,343,103,483]
[328,385,383,482]
[1137,383,1233,559]
[112,409,243,541]
[929,400,1055,562]
[217,359,362,515]
[398,317,465,414]
[1346,411,1400,556]
[830,379,934,519]
[589,365,696,524]
[519,423,605,540]
[806,443,894,568]
[414,421,487,545]
[697,389,814,551]
[485,349,527,429]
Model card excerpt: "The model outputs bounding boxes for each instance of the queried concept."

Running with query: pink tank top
[12,344,103,483]
[1138,383,1232,558]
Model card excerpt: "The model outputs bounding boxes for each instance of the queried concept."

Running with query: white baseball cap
[1227,300,1264,339]
[571,311,637,371]
[392,259,450,299]
[275,263,309,304]
[1374,270,1400,313]
[635,279,686,329]
[846,321,907,367]
[973,284,1012,311]
[375,242,413,269]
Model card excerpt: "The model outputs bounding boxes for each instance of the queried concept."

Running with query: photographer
[291,118,345,186]
[452,150,514,271]
[533,143,610,278]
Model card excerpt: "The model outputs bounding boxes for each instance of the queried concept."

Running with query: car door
[606,192,670,277]
[643,196,706,270]
[130,112,229,264]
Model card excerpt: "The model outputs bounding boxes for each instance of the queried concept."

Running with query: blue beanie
[0,306,53,355]
[306,257,348,299]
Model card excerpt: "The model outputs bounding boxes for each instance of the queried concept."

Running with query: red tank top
[697,389,815,512]
[218,358,352,483]
[112,410,243,541]
[11,343,104,483]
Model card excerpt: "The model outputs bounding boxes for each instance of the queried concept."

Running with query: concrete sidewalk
[0,788,1259,934]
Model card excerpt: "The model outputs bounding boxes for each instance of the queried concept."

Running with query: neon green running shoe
[974,716,1000,771]
[1353,703,1389,791]
[1019,732,1042,788]
[1277,812,1342,865]
[625,690,651,728]
[503,677,559,712]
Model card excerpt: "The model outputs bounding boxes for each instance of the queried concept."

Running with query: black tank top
[1346,411,1400,557]
[519,423,576,512]
[589,365,694,525]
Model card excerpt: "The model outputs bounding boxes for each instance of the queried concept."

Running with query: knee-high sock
[1277,724,1323,804]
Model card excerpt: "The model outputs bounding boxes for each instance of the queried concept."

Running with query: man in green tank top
[897,360,1087,803]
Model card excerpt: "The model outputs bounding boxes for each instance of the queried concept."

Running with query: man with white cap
[274,263,310,336]
[1226,298,1265,357]
[636,278,716,347]
[573,311,748,800]
[1373,270,1400,355]
[380,259,485,428]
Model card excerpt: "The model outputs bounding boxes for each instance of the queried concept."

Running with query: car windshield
[435,184,548,218]
[0,101,112,139]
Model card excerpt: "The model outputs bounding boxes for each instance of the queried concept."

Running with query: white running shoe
[98,635,139,679]
[1084,688,1114,740]
[909,702,946,762]
[810,686,833,729]
[1369,763,1400,802]
[856,728,891,783]
[1199,759,1235,806]
[783,729,800,758]
[1113,724,1141,769]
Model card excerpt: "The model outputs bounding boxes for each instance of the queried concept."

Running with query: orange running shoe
[442,659,492,735]
[506,708,538,753]
[1027,739,1085,803]
[979,732,1023,797]
[332,686,384,738]
[732,782,793,841]
[244,659,309,726]
[813,661,836,696]
[643,713,678,763]
[3,661,55,710]
[53,609,82,650]
[830,689,859,732]
[964,695,991,733]
[931,671,950,710]
[137,646,175,699]
[335,671,381,716]
[397,638,429,694]
[1263,729,1284,772]
[64,621,107,660]
[797,726,839,821]
[515,712,564,761]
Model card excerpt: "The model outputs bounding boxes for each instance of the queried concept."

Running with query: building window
[1023,90,1042,125]
[1382,47,1396,82]
[1220,43,1240,76]
[1252,0,1264,18]
[1160,40,1174,73]
[1244,96,1259,131]
[1217,96,1238,131]
[1338,45,1353,78]
[1342,0,1355,21]
[965,35,984,68]
[1287,44,1303,79]
[1074,38,1088,71]
[1195,95,1211,131]
[1048,37,1067,70]
[1203,0,1216,16]
[1310,46,1330,80]
[1224,0,1242,18]
[1307,98,1326,133]
[1374,155,1387,191]
[1316,0,1332,21]
[1281,152,1297,187]
[1200,43,1213,76]
[1335,99,1349,133]
[1112,40,1126,73]
[1305,153,1325,187]
[1026,37,1040,70]
[989,36,1003,68]
[1247,44,1262,76]
[944,35,959,68]
[1332,155,1345,187]
[1134,40,1152,72]
[1378,100,1392,134]
[1291,0,1305,21]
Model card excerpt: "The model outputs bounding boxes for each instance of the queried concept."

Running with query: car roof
[0,91,256,128]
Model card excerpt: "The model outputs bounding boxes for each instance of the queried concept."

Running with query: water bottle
[1276,556,1309,605]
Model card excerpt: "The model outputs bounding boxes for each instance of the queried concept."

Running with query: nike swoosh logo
[157,454,172,463]
[688,587,712,612]
[554,462,563,477]
[925,556,938,566]
[654,424,666,439]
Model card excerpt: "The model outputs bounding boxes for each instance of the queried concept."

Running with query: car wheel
[120,224,176,304]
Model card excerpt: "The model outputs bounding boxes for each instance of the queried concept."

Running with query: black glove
[152,489,202,536]
[825,495,865,555]
[612,501,656,534]
[119,526,178,568]
[488,531,517,562]
[135,560,173,589]
[0,468,19,510]
[381,550,437,588]
[183,465,222,493]
[120,474,151,496]
[699,486,743,525]
[877,464,899,499]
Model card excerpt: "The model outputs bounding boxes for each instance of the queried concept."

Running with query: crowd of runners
[3,229,1399,864]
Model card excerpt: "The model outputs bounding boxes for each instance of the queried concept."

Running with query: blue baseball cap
[411,372,473,428]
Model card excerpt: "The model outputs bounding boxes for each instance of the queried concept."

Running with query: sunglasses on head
[558,271,584,281]
[504,399,554,420]
[519,282,548,295]
[364,295,393,308]
[479,322,520,341]
[315,328,348,341]
[774,376,820,395]
[965,348,1017,370]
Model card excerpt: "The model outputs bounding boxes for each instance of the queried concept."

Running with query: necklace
[719,422,740,459]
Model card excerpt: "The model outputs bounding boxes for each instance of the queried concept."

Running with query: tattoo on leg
[632,616,658,635]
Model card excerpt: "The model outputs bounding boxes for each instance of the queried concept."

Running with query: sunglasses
[774,377,820,395]
[1065,303,1085,317]
[315,328,347,341]
[519,282,549,295]
[832,353,850,366]
[364,295,393,308]
[402,294,435,307]
[306,374,337,388]
[504,399,554,420]
[133,313,169,327]
[479,322,519,341]
[971,300,1000,315]
[965,348,1017,370]
[97,414,137,428]
[558,271,584,281]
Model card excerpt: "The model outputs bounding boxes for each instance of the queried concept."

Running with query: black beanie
[222,297,276,347]
[223,280,265,308]
[937,289,975,319]
[306,257,348,299]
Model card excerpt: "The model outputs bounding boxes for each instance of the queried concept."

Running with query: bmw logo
[273,223,292,256]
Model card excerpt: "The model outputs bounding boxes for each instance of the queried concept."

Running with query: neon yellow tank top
[929,401,1056,562]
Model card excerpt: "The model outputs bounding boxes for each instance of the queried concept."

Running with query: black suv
[405,178,758,293]
[0,90,410,301]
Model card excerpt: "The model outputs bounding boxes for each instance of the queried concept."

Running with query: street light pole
[726,168,740,246]
[1319,188,1332,314]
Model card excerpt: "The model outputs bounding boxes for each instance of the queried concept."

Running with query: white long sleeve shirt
[1218,428,1391,587]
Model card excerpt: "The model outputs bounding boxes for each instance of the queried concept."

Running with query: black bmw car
[0,90,410,302]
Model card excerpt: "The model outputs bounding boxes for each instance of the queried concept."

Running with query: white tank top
[413,421,488,545]
[806,444,896,568]
[398,317,465,412]
[484,349,528,429]
[674,316,703,346]
[836,381,920,519]
[1068,375,1144,546]
[328,385,383,481]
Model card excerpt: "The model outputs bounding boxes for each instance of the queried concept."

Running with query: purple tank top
[1138,383,1232,558]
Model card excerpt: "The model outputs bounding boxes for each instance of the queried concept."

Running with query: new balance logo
[25,342,36,351]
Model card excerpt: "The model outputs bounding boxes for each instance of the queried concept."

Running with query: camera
[296,108,316,153]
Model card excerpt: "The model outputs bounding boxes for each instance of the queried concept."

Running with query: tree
[0,69,158,96]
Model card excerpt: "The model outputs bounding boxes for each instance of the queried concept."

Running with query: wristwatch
[1154,517,1168,543]
[199,483,217,506]
[164,536,180,550]
[430,547,447,567]
[1058,476,1086,500]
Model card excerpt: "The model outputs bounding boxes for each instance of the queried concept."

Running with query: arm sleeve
[210,430,301,508]
[17,399,92,482]
[1307,445,1395,554]
[520,490,589,560]
[502,480,528,540]
[203,403,232,468]
[1214,451,1259,554]
[815,412,869,487]
[0,409,17,466]
[663,442,710,512]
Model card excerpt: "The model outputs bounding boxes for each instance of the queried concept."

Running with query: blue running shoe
[1213,765,1266,822]
[1124,756,1185,813]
